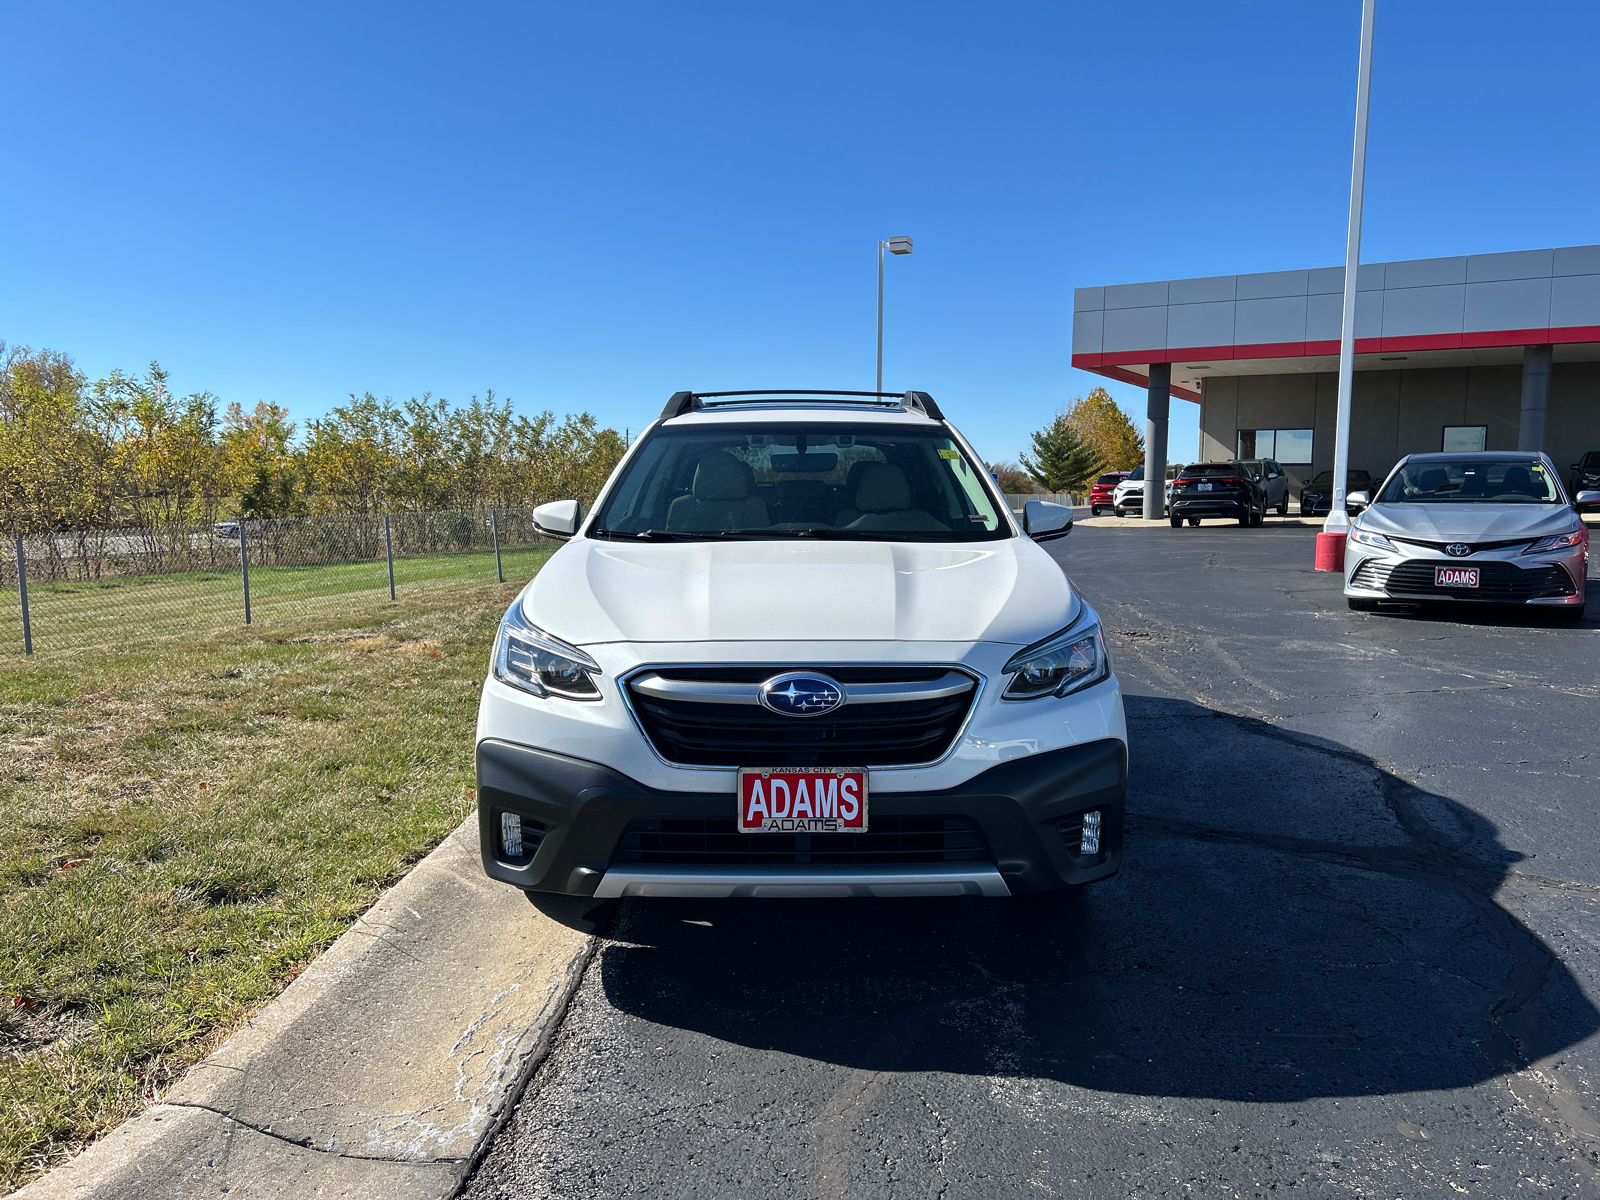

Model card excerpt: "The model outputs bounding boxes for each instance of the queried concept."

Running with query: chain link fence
[1002,492,1079,510]
[0,509,556,655]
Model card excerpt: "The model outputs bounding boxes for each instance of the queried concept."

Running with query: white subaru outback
[475,390,1127,899]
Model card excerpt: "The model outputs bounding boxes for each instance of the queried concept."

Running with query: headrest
[692,453,751,502]
[1502,465,1532,493]
[844,460,878,491]
[855,463,911,513]
[1416,468,1448,494]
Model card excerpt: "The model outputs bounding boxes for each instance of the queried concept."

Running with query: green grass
[0,546,553,655]
[0,557,551,1191]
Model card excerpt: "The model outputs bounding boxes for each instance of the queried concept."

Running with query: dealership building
[1071,244,1600,491]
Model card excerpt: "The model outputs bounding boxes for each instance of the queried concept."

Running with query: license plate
[1436,566,1479,588]
[738,767,867,833]
[1198,482,1213,491]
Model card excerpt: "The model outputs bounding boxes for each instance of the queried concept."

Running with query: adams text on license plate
[738,768,867,833]
[1435,565,1480,588]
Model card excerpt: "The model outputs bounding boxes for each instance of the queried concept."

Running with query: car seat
[1501,465,1535,497]
[666,452,770,531]
[839,464,949,532]
[1415,467,1449,495]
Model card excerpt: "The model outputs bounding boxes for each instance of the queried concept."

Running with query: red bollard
[1314,531,1347,572]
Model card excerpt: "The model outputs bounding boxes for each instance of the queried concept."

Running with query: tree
[986,461,1036,495]
[1020,412,1101,493]
[1065,386,1144,472]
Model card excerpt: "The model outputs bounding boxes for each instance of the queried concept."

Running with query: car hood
[1357,502,1577,541]
[524,536,1073,646]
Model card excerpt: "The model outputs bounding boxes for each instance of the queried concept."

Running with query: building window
[1237,429,1313,464]
[1442,425,1486,452]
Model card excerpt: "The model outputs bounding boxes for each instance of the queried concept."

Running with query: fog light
[1079,810,1102,856]
[500,811,523,857]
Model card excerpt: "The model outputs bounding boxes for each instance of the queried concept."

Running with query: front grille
[611,816,991,866]
[1389,535,1532,554]
[1350,559,1575,600]
[626,667,977,767]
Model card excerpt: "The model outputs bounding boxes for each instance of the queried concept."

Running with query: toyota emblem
[1445,543,1472,557]
[758,673,846,718]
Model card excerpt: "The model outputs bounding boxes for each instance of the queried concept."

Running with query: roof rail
[658,390,944,421]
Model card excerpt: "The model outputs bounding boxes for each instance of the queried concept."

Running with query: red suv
[1089,471,1131,516]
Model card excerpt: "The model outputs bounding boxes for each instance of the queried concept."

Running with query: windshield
[1094,473,1125,486]
[591,422,1011,541]
[1376,458,1564,505]
[1124,467,1144,482]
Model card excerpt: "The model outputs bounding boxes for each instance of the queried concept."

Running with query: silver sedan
[1343,451,1595,620]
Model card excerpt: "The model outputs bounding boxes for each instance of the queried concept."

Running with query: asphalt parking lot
[464,521,1600,1200]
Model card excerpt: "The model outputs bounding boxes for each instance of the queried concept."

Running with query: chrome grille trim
[629,670,975,706]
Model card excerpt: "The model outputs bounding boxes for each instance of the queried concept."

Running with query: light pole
[877,235,913,393]
[1318,0,1377,570]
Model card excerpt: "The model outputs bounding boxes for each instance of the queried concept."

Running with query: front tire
[1113,507,1124,518]
[1278,499,1289,517]
[1090,506,1100,516]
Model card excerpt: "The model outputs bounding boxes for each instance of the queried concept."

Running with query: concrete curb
[15,817,602,1200]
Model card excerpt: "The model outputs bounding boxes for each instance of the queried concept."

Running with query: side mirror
[1347,491,1370,509]
[1576,490,1600,506]
[533,499,583,539]
[1023,499,1073,542]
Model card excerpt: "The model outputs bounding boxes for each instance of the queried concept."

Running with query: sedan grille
[1350,559,1575,600]
[625,666,978,767]
[611,816,992,866]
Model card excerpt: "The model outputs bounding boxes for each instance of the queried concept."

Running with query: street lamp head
[886,235,913,256]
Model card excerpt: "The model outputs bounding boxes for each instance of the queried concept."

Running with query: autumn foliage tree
[1065,386,1144,472]
[0,342,626,534]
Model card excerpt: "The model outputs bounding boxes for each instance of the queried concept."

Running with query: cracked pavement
[463,521,1600,1199]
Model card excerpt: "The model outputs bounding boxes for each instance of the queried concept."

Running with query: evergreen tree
[1020,412,1101,493]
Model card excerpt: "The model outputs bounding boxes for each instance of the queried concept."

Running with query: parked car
[1571,451,1600,511]
[475,389,1127,900]
[1344,451,1598,620]
[1299,469,1374,516]
[1088,471,1131,516]
[1238,459,1291,516]
[1167,462,1269,527]
[1111,464,1179,517]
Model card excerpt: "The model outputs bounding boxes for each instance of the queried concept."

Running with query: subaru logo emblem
[1445,542,1472,557]
[758,673,846,718]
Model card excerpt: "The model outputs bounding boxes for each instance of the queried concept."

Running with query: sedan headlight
[1348,526,1397,553]
[492,600,602,700]
[1002,620,1109,700]
[1521,526,1587,555]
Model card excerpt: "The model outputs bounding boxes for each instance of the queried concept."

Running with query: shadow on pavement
[1362,580,1594,628]
[593,694,1600,1103]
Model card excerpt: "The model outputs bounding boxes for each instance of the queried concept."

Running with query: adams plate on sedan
[474,390,1126,900]
[1344,451,1595,619]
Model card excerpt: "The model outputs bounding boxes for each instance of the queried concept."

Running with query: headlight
[1348,526,1397,553]
[492,600,602,700]
[1521,526,1587,555]
[1002,620,1109,700]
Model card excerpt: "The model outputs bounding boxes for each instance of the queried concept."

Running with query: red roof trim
[1075,324,1600,372]
[1085,363,1202,403]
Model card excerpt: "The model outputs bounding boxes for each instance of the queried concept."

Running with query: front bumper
[477,736,1127,897]
[1344,544,1588,605]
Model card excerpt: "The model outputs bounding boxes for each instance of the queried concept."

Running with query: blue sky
[4,1,1598,469]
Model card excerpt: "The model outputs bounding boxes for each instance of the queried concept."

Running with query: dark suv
[1168,462,1268,527]
[1238,459,1291,516]
[1571,452,1600,511]
[1299,469,1373,516]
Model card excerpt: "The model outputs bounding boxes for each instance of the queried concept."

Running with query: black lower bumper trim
[476,738,1127,896]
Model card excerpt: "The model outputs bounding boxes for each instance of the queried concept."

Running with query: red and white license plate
[738,767,867,833]
[1436,565,1480,588]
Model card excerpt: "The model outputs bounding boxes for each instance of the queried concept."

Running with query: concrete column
[1143,363,1171,522]
[1518,344,1553,452]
